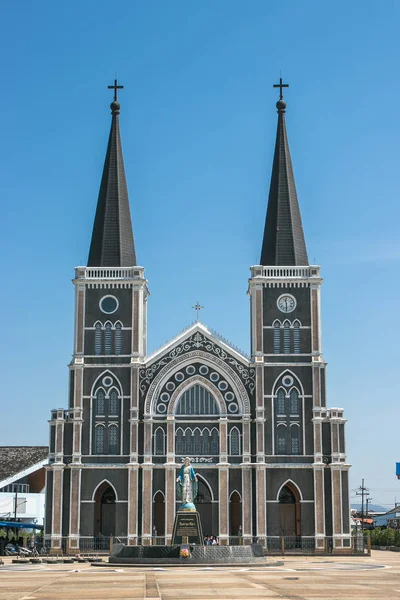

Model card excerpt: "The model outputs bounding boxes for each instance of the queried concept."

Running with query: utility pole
[356,479,369,533]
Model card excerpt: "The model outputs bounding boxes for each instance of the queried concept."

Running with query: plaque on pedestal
[172,510,203,545]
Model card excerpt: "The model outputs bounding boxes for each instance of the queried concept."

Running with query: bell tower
[248,80,351,550]
[46,82,148,552]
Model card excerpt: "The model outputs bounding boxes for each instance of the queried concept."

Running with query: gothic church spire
[88,81,137,267]
[260,81,308,266]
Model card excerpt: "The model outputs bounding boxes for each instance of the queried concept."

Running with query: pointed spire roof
[88,83,136,267]
[260,82,308,266]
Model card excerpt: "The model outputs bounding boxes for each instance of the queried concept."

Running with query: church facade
[45,83,351,552]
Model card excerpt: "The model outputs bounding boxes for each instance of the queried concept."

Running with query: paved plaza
[0,551,399,600]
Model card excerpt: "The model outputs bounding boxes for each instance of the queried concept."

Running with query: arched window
[291,426,300,455]
[115,323,122,355]
[193,429,202,454]
[96,389,105,415]
[104,323,112,355]
[276,389,285,415]
[283,321,291,353]
[273,321,281,354]
[95,322,102,355]
[108,424,118,454]
[290,389,299,415]
[95,425,105,454]
[176,384,220,416]
[229,427,240,455]
[154,427,165,456]
[293,321,300,354]
[210,429,219,455]
[109,389,118,415]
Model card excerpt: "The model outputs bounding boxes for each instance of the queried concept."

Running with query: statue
[176,457,198,510]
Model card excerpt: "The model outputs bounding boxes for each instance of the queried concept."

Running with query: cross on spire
[273,77,289,100]
[108,78,124,101]
[192,301,204,321]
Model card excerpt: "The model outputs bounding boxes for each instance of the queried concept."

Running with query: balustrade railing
[250,266,320,279]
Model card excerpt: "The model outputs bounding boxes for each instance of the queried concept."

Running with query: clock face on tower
[277,294,297,313]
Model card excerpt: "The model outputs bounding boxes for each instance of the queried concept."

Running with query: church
[44,80,351,552]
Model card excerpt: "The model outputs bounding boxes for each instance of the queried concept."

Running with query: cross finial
[192,301,204,321]
[108,78,124,101]
[273,77,289,100]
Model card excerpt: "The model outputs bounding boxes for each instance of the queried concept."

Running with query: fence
[38,534,368,556]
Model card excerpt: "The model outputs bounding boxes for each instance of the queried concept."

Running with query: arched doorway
[195,478,214,536]
[153,491,165,537]
[229,491,242,536]
[94,482,116,537]
[279,483,301,537]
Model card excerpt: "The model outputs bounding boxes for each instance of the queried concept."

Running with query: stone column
[141,465,153,545]
[68,465,81,553]
[241,465,252,544]
[128,367,140,544]
[312,403,326,550]
[50,464,65,552]
[218,465,229,545]
[51,409,65,552]
[127,466,139,544]
[219,418,228,463]
[242,418,251,463]
[256,466,266,543]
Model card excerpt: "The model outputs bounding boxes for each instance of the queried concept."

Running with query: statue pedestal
[171,510,203,545]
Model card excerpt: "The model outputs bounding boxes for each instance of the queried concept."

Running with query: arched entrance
[278,483,301,537]
[153,491,165,537]
[195,478,214,536]
[229,491,242,536]
[94,482,116,537]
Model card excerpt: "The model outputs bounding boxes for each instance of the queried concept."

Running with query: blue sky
[1,1,399,507]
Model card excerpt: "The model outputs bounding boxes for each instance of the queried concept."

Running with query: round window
[99,295,119,314]
[218,381,228,391]
[210,372,220,382]
[282,375,294,387]
[160,392,170,402]
[199,365,209,375]
[166,382,175,392]
[102,376,113,387]
[175,372,184,382]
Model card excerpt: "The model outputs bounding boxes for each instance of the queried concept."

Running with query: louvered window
[108,425,118,454]
[277,389,285,414]
[290,389,299,414]
[95,323,102,355]
[293,322,300,354]
[230,428,240,455]
[273,322,281,353]
[109,390,118,415]
[115,323,122,355]
[176,384,219,415]
[95,426,105,454]
[105,323,112,354]
[283,322,291,353]
[96,390,105,415]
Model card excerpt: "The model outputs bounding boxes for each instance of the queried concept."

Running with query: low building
[374,507,400,528]
[0,447,48,528]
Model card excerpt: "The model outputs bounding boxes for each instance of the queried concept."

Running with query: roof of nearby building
[87,97,137,267]
[260,95,309,266]
[0,447,48,482]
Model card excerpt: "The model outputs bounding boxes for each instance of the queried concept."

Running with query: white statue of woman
[176,457,198,509]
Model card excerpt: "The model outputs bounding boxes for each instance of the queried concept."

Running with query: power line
[356,479,369,533]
